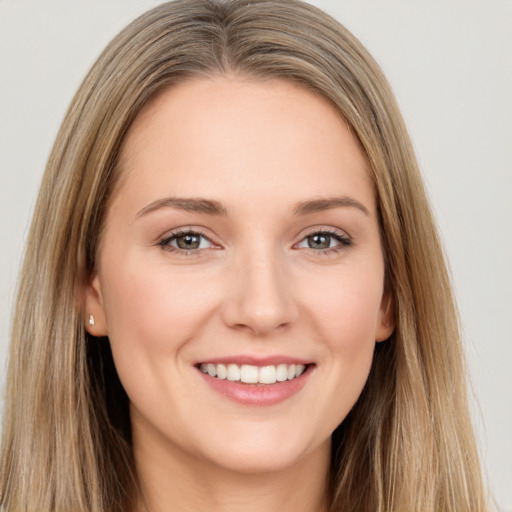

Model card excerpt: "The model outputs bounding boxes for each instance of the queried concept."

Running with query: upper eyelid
[158,230,215,256]
[295,226,352,242]
[159,225,349,238]
[158,226,351,249]
[294,230,352,250]
[160,229,213,246]
[159,226,210,241]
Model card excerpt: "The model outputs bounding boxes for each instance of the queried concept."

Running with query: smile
[196,359,314,406]
[199,363,307,384]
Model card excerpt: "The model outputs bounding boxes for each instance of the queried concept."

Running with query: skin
[85,75,394,512]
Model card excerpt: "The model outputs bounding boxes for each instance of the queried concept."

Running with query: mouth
[198,362,310,385]
[195,360,315,406]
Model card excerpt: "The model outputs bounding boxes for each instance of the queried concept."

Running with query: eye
[296,230,351,253]
[159,229,214,253]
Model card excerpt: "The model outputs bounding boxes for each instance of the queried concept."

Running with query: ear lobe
[83,274,108,337]
[376,290,395,342]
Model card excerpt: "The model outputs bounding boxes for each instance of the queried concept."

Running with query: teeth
[216,363,227,379]
[199,362,308,384]
[276,364,288,382]
[240,365,259,384]
[226,364,240,381]
[207,363,217,377]
[259,365,277,384]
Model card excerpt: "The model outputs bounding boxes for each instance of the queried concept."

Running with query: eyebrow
[136,195,369,218]
[292,196,369,216]
[137,197,228,217]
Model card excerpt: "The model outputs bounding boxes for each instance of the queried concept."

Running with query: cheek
[98,260,223,423]
[302,267,384,418]
[307,268,384,352]
[99,256,218,373]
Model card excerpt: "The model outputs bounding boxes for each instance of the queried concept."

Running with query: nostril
[219,265,299,334]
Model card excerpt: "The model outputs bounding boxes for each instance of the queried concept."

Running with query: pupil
[309,234,329,249]
[177,234,199,250]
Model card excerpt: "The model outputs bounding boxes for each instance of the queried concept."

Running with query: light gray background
[1,1,511,510]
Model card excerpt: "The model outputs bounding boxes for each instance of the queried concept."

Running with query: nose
[220,249,299,336]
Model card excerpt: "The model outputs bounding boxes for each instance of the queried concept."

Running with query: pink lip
[196,354,312,366]
[196,363,314,406]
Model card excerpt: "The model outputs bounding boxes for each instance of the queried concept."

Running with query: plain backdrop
[1,1,511,510]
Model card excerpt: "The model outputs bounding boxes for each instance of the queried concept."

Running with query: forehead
[113,75,374,215]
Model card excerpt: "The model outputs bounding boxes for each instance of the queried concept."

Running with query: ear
[375,288,395,342]
[83,273,108,337]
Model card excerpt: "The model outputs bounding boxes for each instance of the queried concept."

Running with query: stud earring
[88,314,95,326]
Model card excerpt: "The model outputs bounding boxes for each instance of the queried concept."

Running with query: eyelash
[158,229,212,256]
[296,230,352,255]
[158,228,352,257]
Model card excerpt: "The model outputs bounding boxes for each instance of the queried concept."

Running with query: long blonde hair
[1,1,487,511]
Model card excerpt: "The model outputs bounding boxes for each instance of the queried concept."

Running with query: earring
[88,314,95,326]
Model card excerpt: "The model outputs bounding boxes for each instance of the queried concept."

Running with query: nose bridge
[221,241,298,335]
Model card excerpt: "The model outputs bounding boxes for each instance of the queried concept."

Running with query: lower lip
[197,366,313,406]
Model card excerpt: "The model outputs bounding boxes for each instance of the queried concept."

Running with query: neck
[131,427,332,512]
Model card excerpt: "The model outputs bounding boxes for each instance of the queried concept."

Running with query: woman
[0,1,488,511]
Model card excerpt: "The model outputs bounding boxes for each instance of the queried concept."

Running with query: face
[85,76,394,475]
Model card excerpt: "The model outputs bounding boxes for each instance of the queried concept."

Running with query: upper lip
[195,355,313,366]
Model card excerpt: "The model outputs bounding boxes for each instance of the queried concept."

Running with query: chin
[193,424,330,475]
